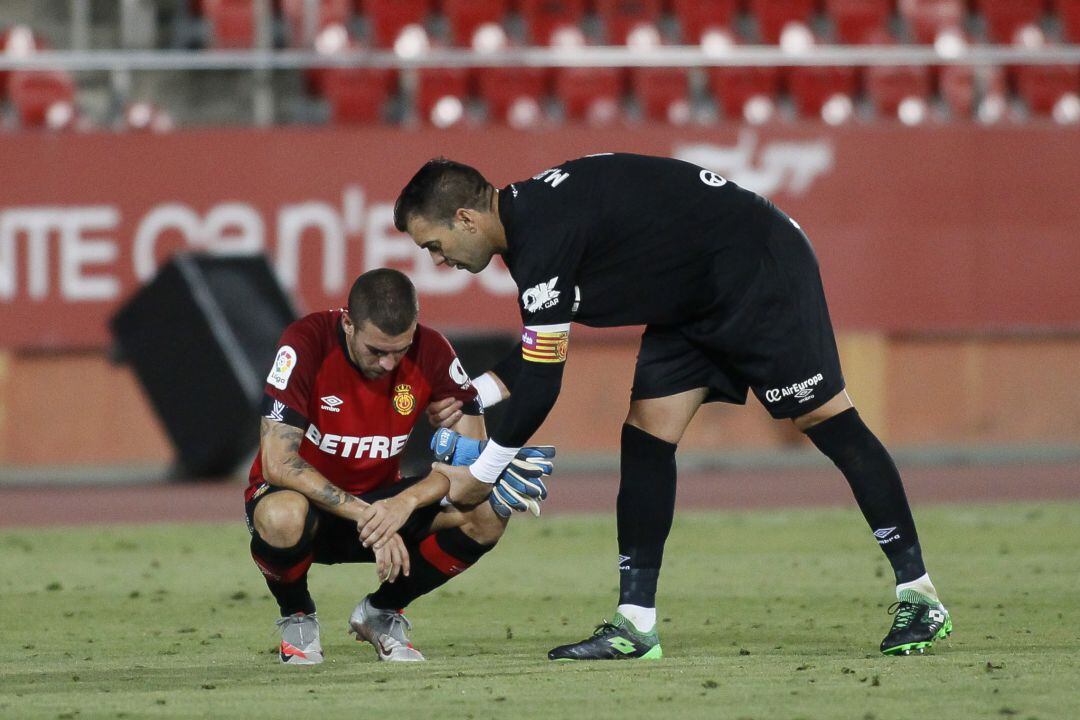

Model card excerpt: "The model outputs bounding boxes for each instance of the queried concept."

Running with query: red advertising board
[1,125,1078,350]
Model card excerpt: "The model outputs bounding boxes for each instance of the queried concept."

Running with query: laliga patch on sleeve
[267,345,297,389]
[449,357,470,388]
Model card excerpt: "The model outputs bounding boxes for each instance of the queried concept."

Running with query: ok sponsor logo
[305,424,409,459]
[764,373,824,404]
[522,276,561,313]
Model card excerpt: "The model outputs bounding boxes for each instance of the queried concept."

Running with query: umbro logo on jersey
[522,276,561,313]
[320,395,344,412]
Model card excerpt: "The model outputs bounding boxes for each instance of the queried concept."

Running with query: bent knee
[458,503,507,546]
[253,490,311,547]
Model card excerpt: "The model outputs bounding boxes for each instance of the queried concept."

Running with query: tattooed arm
[259,417,370,521]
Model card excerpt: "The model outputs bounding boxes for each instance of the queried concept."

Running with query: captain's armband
[521,324,570,364]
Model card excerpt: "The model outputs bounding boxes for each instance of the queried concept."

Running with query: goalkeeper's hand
[430,429,555,518]
[489,446,556,519]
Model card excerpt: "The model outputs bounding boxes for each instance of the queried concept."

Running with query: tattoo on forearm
[262,418,359,510]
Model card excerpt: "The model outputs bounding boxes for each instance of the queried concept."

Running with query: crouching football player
[244,268,553,664]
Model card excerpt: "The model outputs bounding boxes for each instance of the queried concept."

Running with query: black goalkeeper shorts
[631,208,845,420]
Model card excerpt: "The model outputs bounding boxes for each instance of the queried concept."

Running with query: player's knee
[793,390,854,432]
[253,491,311,548]
[458,503,507,546]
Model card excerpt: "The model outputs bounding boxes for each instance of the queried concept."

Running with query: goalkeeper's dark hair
[394,158,493,232]
[347,268,419,336]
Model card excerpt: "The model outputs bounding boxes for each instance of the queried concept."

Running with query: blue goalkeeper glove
[430,429,555,518]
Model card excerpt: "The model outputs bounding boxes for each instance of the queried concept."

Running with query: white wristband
[469,440,520,484]
[471,372,505,409]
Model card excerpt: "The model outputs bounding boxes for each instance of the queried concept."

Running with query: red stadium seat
[897,0,965,43]
[1015,64,1080,115]
[321,67,395,123]
[281,0,352,47]
[518,0,587,45]
[939,64,1006,119]
[415,67,470,125]
[706,65,782,120]
[864,64,934,118]
[629,66,692,123]
[361,0,429,47]
[975,0,1043,44]
[670,0,738,43]
[787,65,860,118]
[747,0,816,44]
[1057,0,1080,43]
[593,0,664,45]
[203,0,256,48]
[824,0,892,44]
[6,70,76,128]
[475,66,550,126]
[442,0,509,47]
[553,66,626,123]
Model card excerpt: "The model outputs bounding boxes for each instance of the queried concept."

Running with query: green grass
[2,502,1079,720]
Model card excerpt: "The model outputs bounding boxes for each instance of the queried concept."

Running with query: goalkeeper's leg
[550,388,706,661]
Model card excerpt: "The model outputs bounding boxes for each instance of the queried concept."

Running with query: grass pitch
[2,501,1078,720]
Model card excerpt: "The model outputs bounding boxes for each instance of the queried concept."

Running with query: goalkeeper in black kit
[394,153,952,659]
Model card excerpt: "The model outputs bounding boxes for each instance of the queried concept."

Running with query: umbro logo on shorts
[764,373,824,404]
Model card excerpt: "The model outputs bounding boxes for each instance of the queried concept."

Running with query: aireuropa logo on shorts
[764,373,824,404]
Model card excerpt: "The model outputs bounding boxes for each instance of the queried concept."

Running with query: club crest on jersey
[522,276,560,313]
[393,384,415,416]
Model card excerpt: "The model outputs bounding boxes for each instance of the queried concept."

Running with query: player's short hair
[393,158,492,232]
[347,268,419,336]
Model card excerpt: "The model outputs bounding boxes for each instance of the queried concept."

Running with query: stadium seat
[593,0,664,45]
[281,0,352,47]
[321,67,395,123]
[518,0,587,46]
[1057,0,1080,43]
[361,0,429,47]
[0,25,47,100]
[824,0,892,44]
[670,0,738,43]
[705,65,782,121]
[442,0,509,47]
[975,0,1043,44]
[476,66,550,127]
[415,67,470,125]
[787,65,860,119]
[939,64,1007,119]
[629,66,692,123]
[203,0,256,48]
[553,66,627,124]
[897,0,965,43]
[864,63,934,119]
[6,70,76,128]
[1015,64,1080,115]
[747,0,816,44]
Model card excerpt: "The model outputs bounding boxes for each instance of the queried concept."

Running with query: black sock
[617,424,677,607]
[250,511,318,616]
[804,408,927,584]
[369,527,493,610]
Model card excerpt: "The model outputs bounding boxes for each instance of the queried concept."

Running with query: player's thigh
[632,324,750,441]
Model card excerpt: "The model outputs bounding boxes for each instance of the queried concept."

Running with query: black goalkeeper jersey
[497,152,775,330]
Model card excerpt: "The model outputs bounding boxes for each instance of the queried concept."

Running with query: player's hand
[429,428,484,466]
[358,496,416,551]
[434,462,493,507]
[489,446,556,518]
[426,397,464,429]
[373,532,409,583]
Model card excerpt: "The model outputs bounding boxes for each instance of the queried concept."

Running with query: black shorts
[631,208,845,420]
[244,476,442,565]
